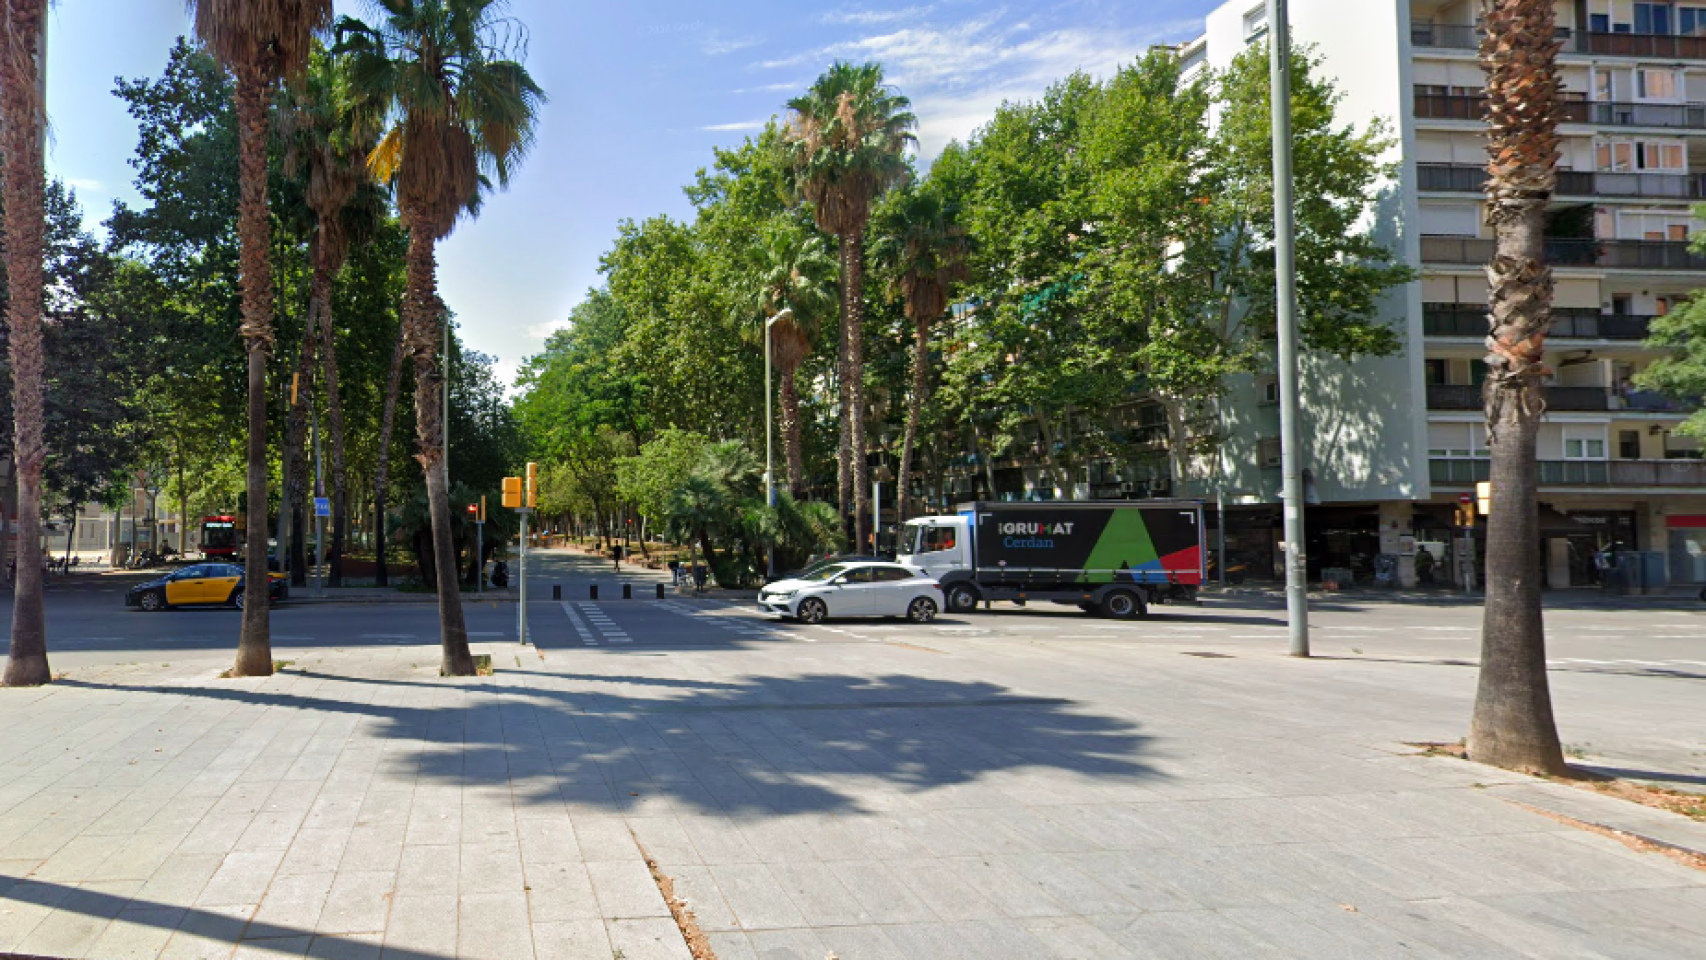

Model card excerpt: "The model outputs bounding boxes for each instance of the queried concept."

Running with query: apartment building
[1177,0,1706,591]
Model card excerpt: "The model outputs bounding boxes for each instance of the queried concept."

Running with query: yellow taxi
[125,562,289,612]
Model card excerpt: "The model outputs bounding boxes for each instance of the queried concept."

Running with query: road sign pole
[518,509,529,644]
[476,521,483,595]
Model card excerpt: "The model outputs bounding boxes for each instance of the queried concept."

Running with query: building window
[1636,3,1674,35]
[1425,359,1449,386]
[1564,431,1608,460]
[1244,4,1269,40]
[1637,68,1681,101]
[1592,13,1612,32]
[1620,430,1642,459]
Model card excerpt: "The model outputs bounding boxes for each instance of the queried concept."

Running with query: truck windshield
[902,523,925,556]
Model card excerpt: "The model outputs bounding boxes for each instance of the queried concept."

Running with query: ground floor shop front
[1205,495,1706,593]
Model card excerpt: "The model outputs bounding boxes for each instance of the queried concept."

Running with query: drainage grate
[1181,651,1234,658]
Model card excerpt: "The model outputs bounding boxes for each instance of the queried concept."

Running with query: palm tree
[785,62,916,550]
[1467,0,1568,775]
[873,183,969,523]
[282,47,383,588]
[341,0,544,676]
[188,0,333,678]
[1,0,50,687]
[750,219,836,496]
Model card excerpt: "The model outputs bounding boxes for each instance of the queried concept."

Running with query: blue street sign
[314,497,331,518]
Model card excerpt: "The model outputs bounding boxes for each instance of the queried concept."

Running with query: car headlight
[766,590,797,601]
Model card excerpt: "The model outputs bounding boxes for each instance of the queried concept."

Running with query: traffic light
[467,503,478,518]
[502,476,522,508]
[291,372,300,406]
[1476,481,1492,516]
[525,462,539,508]
[480,496,487,523]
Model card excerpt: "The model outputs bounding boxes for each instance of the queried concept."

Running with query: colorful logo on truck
[977,507,1202,585]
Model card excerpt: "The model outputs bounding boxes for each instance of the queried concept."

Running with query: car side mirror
[828,576,845,586]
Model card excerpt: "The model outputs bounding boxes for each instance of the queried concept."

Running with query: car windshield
[800,564,849,583]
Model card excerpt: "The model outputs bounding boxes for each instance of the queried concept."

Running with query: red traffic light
[466,504,478,514]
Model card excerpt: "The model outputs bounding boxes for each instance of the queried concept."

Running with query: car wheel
[796,598,828,624]
[231,588,245,611]
[1099,589,1144,619]
[139,590,166,612]
[945,584,979,613]
[907,597,938,623]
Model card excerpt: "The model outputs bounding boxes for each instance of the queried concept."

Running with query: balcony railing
[1432,458,1706,487]
[1414,91,1706,129]
[1422,305,1654,340]
[1414,21,1706,61]
[1418,163,1706,200]
[1421,235,1706,270]
[1427,384,1611,411]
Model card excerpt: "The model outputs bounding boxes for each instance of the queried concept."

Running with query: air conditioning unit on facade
[1258,438,1283,468]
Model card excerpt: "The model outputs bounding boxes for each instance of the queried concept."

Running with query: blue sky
[46,0,1217,389]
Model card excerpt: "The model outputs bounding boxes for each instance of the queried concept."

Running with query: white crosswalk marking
[559,602,599,645]
[575,602,631,643]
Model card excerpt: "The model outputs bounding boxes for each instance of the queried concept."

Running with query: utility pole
[1269,0,1310,657]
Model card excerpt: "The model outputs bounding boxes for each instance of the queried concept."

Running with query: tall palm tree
[2,0,50,687]
[750,219,836,496]
[1468,0,1568,775]
[341,0,544,676]
[282,47,383,587]
[189,0,333,678]
[873,184,968,523]
[785,62,916,550]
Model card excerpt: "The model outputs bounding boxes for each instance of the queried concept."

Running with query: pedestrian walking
[612,544,623,573]
[668,558,681,585]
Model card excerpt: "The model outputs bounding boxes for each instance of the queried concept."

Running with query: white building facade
[1182,0,1706,591]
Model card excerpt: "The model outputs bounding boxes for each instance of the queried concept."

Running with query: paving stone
[316,870,395,934]
[380,894,457,959]
[524,861,601,922]
[458,892,535,960]
[604,917,693,960]
[530,918,612,960]
[587,858,670,920]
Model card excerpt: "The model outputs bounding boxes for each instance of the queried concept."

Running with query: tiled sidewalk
[1,629,1704,959]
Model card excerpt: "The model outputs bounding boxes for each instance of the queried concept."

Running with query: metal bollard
[552,584,561,601]
[623,583,632,600]
[590,584,598,600]
[655,583,665,600]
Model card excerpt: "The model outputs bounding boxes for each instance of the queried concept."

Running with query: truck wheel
[945,584,980,614]
[1099,590,1144,619]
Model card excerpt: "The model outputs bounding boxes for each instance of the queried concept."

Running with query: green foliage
[1638,301,1706,438]
[616,429,711,526]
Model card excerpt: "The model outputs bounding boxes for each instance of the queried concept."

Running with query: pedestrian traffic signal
[502,476,522,508]
[1476,481,1492,516]
[467,504,478,517]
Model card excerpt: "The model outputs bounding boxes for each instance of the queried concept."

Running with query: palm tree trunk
[403,224,473,676]
[374,321,407,587]
[313,244,350,587]
[1,0,49,687]
[285,294,319,588]
[846,222,871,552]
[836,238,853,542]
[896,315,930,523]
[232,63,275,678]
[780,364,806,496]
[1467,0,1567,776]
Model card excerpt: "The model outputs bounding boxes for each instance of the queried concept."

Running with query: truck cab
[898,515,971,579]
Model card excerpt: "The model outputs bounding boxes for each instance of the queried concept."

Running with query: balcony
[1421,235,1706,270]
[1417,163,1706,200]
[1413,21,1706,61]
[1426,384,1611,411]
[1414,92,1706,129]
[1422,305,1655,340]
[1432,458,1706,487]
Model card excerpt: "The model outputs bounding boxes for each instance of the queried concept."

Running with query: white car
[758,561,942,624]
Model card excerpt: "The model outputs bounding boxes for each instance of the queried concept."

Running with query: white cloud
[701,119,769,132]
[755,8,1205,160]
[701,32,762,56]
[526,319,569,339]
[63,177,102,193]
[819,5,935,26]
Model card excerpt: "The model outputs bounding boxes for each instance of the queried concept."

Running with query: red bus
[201,516,238,559]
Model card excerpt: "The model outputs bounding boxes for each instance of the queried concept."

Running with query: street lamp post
[763,308,792,580]
[1269,0,1310,657]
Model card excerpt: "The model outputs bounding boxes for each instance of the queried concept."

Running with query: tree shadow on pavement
[0,875,452,960]
[61,668,1158,817]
